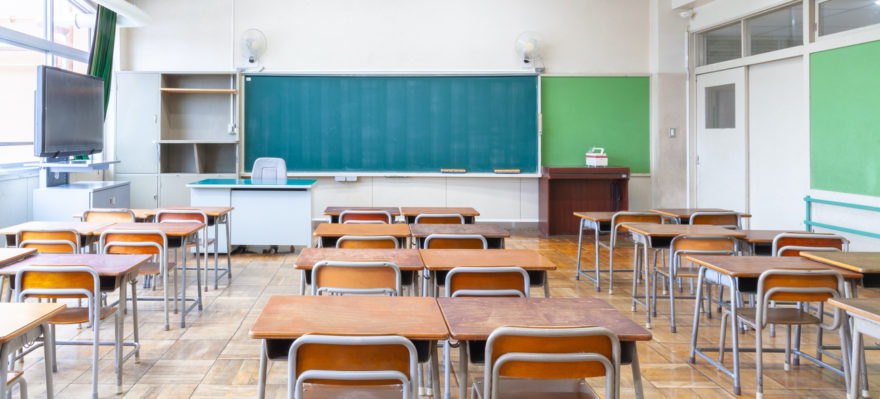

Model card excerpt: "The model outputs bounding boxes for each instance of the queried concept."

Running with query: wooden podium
[539,166,630,235]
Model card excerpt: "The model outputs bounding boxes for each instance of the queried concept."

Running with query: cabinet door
[116,73,160,174]
[159,174,200,207]
[115,174,158,209]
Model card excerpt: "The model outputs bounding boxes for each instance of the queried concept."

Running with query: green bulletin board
[810,40,880,197]
[540,76,650,173]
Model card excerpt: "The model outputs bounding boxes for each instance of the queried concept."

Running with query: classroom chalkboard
[810,40,880,197]
[243,74,539,174]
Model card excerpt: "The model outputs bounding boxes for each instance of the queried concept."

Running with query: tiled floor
[9,232,880,398]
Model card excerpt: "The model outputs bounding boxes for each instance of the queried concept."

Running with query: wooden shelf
[160,88,237,94]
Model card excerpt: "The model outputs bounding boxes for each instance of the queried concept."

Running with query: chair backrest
[100,230,167,256]
[445,267,530,297]
[252,157,287,181]
[311,261,401,296]
[423,234,487,249]
[610,212,663,245]
[756,269,844,328]
[339,210,393,224]
[82,208,136,223]
[15,264,99,301]
[155,209,208,224]
[288,334,417,399]
[414,213,464,224]
[484,326,620,399]
[771,233,848,257]
[17,229,80,253]
[336,235,398,249]
[689,212,741,229]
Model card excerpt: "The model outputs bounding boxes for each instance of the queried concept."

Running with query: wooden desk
[0,221,112,247]
[802,252,880,288]
[685,255,862,396]
[399,207,480,224]
[573,212,617,292]
[649,208,751,224]
[622,224,745,329]
[0,248,35,267]
[250,296,448,399]
[294,248,424,295]
[827,298,880,398]
[539,167,629,235]
[94,222,205,328]
[1,253,149,387]
[419,249,556,297]
[410,223,509,249]
[323,206,401,223]
[0,302,65,399]
[438,297,652,399]
[313,222,412,248]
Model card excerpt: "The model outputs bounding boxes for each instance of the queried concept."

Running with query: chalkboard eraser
[494,169,521,174]
[441,169,467,173]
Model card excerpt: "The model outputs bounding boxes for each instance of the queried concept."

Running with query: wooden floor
[11,232,880,398]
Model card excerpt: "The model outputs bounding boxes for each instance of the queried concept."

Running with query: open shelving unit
[114,71,240,207]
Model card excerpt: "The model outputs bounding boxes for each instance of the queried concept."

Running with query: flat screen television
[34,65,104,158]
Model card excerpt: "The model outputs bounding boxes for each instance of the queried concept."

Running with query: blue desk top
[187,178,317,189]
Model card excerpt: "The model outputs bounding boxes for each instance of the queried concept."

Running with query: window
[0,0,93,166]
[699,22,742,66]
[747,4,803,56]
[705,84,736,129]
[819,0,880,36]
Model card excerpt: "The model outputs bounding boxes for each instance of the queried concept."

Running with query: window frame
[816,0,880,38]
[0,0,93,167]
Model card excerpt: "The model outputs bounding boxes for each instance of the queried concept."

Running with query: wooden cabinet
[113,72,239,206]
[538,166,629,235]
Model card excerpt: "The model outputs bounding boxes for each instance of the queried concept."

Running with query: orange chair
[14,265,122,398]
[339,210,393,224]
[311,261,401,296]
[16,229,79,253]
[82,209,136,223]
[414,214,465,224]
[288,334,419,398]
[771,233,848,257]
[156,209,213,292]
[423,234,487,249]
[689,211,742,229]
[445,267,530,298]
[101,229,173,331]
[336,235,399,249]
[588,212,663,295]
[473,326,621,399]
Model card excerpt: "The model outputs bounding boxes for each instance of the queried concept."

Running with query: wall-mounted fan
[515,31,544,72]
[240,28,267,70]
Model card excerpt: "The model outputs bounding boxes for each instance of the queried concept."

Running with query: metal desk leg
[575,219,585,280]
[129,273,141,362]
[631,343,644,399]
[543,271,550,298]
[643,237,652,329]
[225,213,232,284]
[258,341,268,399]
[459,342,468,399]
[299,270,307,295]
[43,322,55,399]
[431,340,440,399]
[728,276,741,395]
[689,267,706,365]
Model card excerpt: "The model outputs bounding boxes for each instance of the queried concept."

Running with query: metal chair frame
[688,211,743,229]
[339,210,393,224]
[336,235,400,249]
[82,209,136,223]
[311,260,402,296]
[414,214,465,224]
[288,334,418,399]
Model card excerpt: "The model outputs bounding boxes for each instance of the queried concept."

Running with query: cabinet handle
[153,114,158,124]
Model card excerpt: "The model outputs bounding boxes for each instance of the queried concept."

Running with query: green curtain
[88,5,117,117]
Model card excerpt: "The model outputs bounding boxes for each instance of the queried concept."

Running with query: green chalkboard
[810,40,880,197]
[540,77,650,173]
[243,75,538,173]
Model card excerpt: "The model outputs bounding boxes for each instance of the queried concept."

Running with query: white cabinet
[33,181,130,221]
[113,72,240,206]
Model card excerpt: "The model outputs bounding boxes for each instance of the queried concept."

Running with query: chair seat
[49,306,117,325]
[299,383,408,398]
[473,377,599,399]
[138,261,176,276]
[7,370,23,384]
[733,307,821,326]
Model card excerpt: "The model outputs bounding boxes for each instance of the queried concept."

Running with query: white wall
[117,0,657,224]
[747,56,809,230]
